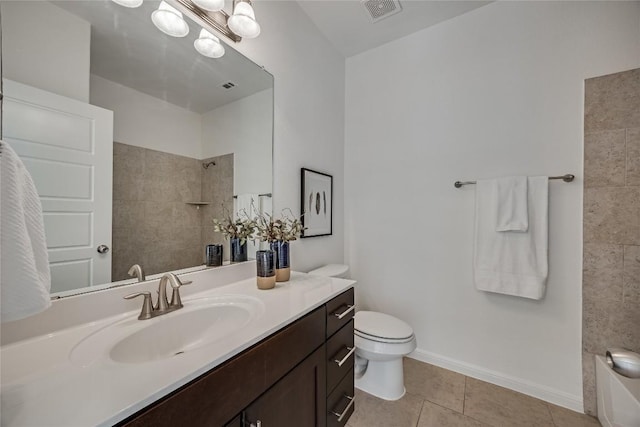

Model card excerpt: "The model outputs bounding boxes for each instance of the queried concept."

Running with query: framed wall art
[301,168,332,238]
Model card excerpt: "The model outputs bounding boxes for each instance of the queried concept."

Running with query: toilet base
[355,357,406,401]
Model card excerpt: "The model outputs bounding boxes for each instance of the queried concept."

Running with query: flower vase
[256,250,276,289]
[270,240,290,282]
[230,237,248,263]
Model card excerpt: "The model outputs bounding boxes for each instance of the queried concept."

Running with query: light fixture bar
[168,0,241,42]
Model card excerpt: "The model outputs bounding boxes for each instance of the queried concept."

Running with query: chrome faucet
[127,264,146,282]
[124,273,190,320]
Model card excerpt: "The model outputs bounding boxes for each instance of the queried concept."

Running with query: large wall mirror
[0,0,274,296]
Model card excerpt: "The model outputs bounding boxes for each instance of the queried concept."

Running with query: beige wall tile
[623,245,640,305]
[463,377,554,427]
[548,402,600,427]
[583,243,623,302]
[112,199,145,230]
[585,69,640,133]
[113,142,145,201]
[584,130,626,188]
[581,351,597,416]
[140,223,173,251]
[144,200,173,228]
[621,299,640,352]
[173,202,202,229]
[144,149,176,179]
[584,186,640,245]
[172,246,203,270]
[628,128,640,186]
[112,145,232,294]
[418,401,489,427]
[403,358,465,412]
[143,174,179,202]
[142,247,178,277]
[583,297,628,354]
[172,226,202,250]
[583,68,640,418]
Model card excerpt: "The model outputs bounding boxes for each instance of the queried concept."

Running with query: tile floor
[346,358,601,427]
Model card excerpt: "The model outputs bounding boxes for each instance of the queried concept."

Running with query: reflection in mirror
[0,0,274,297]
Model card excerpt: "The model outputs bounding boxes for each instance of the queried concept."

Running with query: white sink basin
[70,295,265,365]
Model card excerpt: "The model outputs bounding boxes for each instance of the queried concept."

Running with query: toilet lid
[307,264,349,277]
[354,311,414,341]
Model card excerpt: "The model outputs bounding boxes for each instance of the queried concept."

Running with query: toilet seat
[355,329,415,344]
[354,311,414,343]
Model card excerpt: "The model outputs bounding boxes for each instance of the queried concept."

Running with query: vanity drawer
[326,288,355,338]
[327,367,355,427]
[326,319,355,394]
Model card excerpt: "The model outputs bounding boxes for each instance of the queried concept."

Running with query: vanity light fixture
[227,0,261,39]
[194,28,225,58]
[111,0,143,8]
[152,1,190,37]
[192,0,225,12]
[173,0,260,42]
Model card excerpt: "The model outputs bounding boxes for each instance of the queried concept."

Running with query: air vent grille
[361,0,402,23]
[222,82,235,89]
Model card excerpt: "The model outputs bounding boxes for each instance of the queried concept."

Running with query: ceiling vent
[222,82,235,89]
[361,0,402,23]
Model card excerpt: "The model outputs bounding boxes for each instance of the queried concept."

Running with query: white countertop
[0,272,354,426]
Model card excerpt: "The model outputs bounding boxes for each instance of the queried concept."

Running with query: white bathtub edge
[595,354,640,427]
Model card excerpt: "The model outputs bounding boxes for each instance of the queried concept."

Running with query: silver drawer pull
[333,304,355,320]
[334,347,355,367]
[330,395,355,422]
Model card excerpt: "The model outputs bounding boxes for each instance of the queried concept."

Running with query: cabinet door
[243,345,327,427]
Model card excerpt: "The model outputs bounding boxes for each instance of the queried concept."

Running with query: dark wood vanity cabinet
[118,288,355,427]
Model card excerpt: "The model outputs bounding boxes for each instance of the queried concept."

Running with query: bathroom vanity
[0,266,355,426]
[119,288,355,427]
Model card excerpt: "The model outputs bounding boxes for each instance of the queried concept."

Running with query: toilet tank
[308,264,349,278]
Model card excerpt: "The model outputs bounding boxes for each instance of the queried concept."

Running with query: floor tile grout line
[462,375,468,415]
[414,398,427,427]
[545,402,558,427]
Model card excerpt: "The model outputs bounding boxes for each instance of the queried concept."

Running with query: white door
[2,79,114,293]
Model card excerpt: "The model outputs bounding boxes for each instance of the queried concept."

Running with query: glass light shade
[194,29,225,58]
[151,1,190,37]
[192,0,225,12]
[112,0,143,7]
[228,1,260,39]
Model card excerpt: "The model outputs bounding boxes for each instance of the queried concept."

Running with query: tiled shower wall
[112,142,233,281]
[582,68,640,415]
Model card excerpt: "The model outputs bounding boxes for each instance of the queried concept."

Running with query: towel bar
[454,174,574,188]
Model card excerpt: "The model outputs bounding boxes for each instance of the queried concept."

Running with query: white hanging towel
[0,141,51,322]
[495,176,528,232]
[473,176,549,300]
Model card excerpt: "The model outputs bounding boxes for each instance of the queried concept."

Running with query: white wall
[1,1,90,102]
[90,75,203,159]
[229,2,346,272]
[345,1,640,411]
[202,89,273,195]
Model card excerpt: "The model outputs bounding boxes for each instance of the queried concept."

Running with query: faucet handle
[170,278,191,308]
[124,292,154,320]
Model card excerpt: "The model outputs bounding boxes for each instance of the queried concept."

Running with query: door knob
[97,245,110,254]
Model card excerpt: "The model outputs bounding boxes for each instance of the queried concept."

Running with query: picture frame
[301,168,333,238]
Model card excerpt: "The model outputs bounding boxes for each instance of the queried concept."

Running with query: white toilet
[308,264,417,401]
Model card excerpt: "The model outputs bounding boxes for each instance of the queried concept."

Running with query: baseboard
[408,348,584,413]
